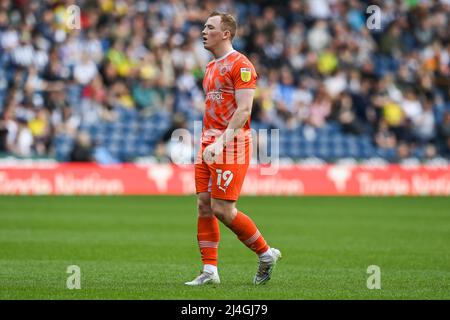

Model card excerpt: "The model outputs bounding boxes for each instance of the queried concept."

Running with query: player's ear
[222,30,231,40]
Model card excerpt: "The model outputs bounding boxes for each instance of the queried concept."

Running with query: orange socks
[228,211,269,254]
[197,212,269,267]
[197,216,220,266]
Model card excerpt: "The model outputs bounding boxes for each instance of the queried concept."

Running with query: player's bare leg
[211,198,282,285]
[185,192,221,286]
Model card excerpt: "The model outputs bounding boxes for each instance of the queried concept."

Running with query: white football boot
[185,271,220,286]
[253,248,282,285]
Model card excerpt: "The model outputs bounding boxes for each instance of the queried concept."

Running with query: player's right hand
[202,141,223,164]
[202,143,216,164]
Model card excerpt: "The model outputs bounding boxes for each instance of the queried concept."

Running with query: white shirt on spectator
[84,39,104,64]
[412,110,435,140]
[51,109,81,134]
[307,0,332,19]
[0,29,19,50]
[293,88,313,106]
[16,127,33,156]
[33,49,49,72]
[307,23,331,52]
[60,37,82,67]
[74,60,98,85]
[79,98,102,125]
[12,44,34,66]
[5,120,18,147]
[401,98,422,120]
[324,73,347,98]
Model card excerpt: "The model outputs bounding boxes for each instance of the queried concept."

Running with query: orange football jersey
[201,50,257,146]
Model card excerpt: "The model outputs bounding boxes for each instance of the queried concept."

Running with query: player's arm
[202,89,254,163]
[217,88,254,147]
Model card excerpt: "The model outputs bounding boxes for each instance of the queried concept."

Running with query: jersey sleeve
[231,57,257,90]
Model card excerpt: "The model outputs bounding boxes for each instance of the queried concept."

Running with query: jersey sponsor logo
[240,67,251,82]
[207,91,224,101]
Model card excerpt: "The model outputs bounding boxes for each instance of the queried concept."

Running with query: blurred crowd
[0,0,449,163]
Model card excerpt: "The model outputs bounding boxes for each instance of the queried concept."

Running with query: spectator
[401,88,423,121]
[149,141,171,164]
[0,0,448,164]
[307,20,331,52]
[51,105,81,137]
[0,106,18,153]
[74,52,98,85]
[411,97,436,144]
[333,91,364,135]
[438,111,450,142]
[306,86,332,128]
[374,120,397,150]
[28,108,51,155]
[423,143,448,165]
[93,144,120,164]
[273,68,296,125]
[69,131,93,162]
[394,141,419,165]
[12,117,33,157]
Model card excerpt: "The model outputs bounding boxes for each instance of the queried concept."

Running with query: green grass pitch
[0,196,449,299]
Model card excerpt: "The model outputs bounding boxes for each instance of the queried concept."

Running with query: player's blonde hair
[208,11,237,41]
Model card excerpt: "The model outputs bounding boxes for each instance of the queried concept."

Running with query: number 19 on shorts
[216,169,234,193]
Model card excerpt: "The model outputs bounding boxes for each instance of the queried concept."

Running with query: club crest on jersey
[240,68,251,82]
[220,64,231,75]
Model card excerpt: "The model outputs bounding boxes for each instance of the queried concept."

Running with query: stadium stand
[0,0,449,164]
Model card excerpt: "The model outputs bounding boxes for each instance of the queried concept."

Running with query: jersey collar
[215,49,236,62]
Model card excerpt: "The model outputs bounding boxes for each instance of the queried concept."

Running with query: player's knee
[197,199,213,217]
[211,203,234,225]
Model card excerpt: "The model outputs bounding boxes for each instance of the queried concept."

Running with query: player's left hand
[202,141,224,164]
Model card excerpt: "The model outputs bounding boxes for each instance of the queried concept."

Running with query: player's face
[202,16,224,51]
